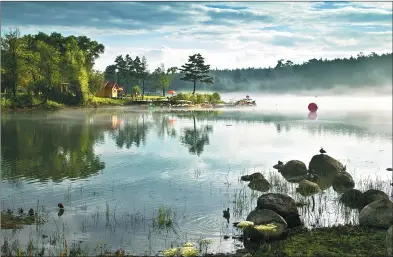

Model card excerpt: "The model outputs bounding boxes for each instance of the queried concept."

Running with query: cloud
[1,2,391,71]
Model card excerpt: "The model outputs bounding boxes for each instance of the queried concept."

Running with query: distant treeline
[167,52,392,93]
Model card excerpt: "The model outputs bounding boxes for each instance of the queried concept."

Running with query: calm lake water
[1,95,392,255]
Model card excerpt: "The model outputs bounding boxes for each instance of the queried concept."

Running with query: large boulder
[339,189,363,209]
[241,172,265,182]
[296,179,320,197]
[245,209,288,240]
[257,193,301,228]
[359,189,389,210]
[313,173,335,190]
[309,154,345,176]
[359,199,393,229]
[248,178,271,192]
[279,160,308,177]
[387,225,393,257]
[332,171,355,193]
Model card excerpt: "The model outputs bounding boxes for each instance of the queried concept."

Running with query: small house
[96,81,123,98]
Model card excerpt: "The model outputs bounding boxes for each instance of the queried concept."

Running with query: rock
[309,154,345,176]
[359,199,393,229]
[332,171,355,193]
[281,173,307,183]
[359,189,389,209]
[279,160,308,177]
[273,163,284,170]
[245,209,287,240]
[387,225,393,257]
[339,189,363,209]
[312,173,335,190]
[241,172,264,182]
[247,178,271,192]
[296,179,320,197]
[257,193,301,228]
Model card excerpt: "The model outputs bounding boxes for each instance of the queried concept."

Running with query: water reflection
[180,115,213,156]
[1,109,391,183]
[1,114,105,182]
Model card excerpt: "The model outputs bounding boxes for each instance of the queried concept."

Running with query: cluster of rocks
[239,153,393,255]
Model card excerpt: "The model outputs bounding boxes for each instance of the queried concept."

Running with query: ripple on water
[177,210,234,238]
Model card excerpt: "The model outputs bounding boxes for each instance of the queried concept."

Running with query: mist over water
[221,93,392,131]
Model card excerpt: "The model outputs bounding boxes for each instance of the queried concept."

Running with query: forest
[1,28,392,109]
[168,52,392,93]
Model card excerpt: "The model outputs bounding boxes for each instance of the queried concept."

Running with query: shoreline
[0,217,388,257]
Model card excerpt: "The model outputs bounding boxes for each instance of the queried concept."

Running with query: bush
[170,92,222,104]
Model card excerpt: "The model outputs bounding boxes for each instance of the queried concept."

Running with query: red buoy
[308,102,318,112]
[308,111,318,120]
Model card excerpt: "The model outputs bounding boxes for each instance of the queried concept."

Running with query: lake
[1,94,392,256]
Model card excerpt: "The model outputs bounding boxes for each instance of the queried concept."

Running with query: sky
[1,1,392,72]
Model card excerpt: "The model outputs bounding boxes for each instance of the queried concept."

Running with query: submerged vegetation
[0,212,44,229]
[153,206,175,229]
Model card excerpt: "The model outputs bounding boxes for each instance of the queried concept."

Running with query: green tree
[131,85,141,96]
[63,38,89,104]
[36,40,61,102]
[114,55,127,85]
[152,64,177,96]
[104,64,117,82]
[88,70,105,94]
[179,53,214,94]
[140,56,149,97]
[76,35,105,70]
[22,35,43,95]
[1,28,25,95]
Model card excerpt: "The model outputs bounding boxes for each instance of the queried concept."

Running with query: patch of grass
[253,225,387,257]
[1,212,44,229]
[153,206,175,229]
[87,96,129,106]
[43,100,64,110]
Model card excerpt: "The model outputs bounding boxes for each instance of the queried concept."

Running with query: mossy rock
[241,172,265,182]
[309,154,344,176]
[247,178,271,192]
[339,189,363,209]
[359,189,389,210]
[279,160,308,177]
[359,199,393,229]
[245,209,287,240]
[257,193,301,228]
[296,179,320,197]
[332,171,355,193]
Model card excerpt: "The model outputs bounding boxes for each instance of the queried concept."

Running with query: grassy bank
[1,94,130,112]
[1,92,223,112]
[208,225,387,257]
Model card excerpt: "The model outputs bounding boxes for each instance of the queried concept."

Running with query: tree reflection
[110,114,151,149]
[1,113,106,182]
[180,115,213,156]
[152,113,177,139]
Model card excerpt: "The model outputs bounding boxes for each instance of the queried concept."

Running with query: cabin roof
[102,81,123,91]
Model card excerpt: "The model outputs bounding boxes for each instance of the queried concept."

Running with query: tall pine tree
[179,53,213,94]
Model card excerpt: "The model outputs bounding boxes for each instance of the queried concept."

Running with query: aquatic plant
[162,247,179,257]
[236,221,254,229]
[254,223,279,237]
[180,246,198,257]
[153,206,174,229]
